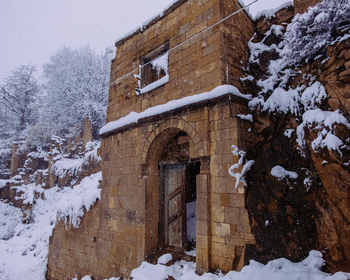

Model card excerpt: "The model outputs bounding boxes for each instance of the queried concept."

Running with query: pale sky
[0,0,290,82]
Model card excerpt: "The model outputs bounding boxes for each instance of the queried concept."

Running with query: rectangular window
[138,42,169,94]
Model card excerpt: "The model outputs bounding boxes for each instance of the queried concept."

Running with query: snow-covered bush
[282,0,350,66]
[249,0,350,115]
[247,0,350,158]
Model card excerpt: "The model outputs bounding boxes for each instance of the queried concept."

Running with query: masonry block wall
[47,202,103,279]
[97,95,257,279]
[106,0,254,123]
[44,1,350,279]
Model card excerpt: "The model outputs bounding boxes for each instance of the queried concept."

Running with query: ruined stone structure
[46,0,350,279]
[0,119,96,224]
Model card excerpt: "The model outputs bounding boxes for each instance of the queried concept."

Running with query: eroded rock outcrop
[243,3,350,272]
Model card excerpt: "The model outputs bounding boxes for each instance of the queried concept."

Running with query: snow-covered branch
[228,145,254,189]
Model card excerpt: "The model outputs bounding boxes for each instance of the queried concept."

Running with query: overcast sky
[0,0,290,82]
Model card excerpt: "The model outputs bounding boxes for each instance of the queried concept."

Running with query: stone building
[46,0,349,279]
[48,0,255,279]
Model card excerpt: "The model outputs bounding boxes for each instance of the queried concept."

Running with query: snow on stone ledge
[56,172,102,228]
[139,74,169,94]
[237,114,253,122]
[297,109,350,155]
[100,85,251,136]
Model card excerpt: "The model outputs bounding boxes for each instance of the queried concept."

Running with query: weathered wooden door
[161,163,186,248]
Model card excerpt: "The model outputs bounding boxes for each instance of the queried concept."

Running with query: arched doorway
[143,125,202,256]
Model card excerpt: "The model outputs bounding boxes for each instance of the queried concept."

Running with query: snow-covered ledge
[99,85,251,136]
[139,74,169,94]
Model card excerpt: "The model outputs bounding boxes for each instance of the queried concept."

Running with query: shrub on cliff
[282,0,350,66]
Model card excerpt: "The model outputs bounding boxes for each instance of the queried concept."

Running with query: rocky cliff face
[243,4,350,273]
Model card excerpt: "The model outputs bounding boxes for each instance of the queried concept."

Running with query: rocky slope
[242,2,350,272]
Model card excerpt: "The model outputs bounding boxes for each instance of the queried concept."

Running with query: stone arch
[140,117,208,260]
[141,118,206,165]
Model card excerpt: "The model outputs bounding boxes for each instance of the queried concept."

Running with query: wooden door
[161,163,186,248]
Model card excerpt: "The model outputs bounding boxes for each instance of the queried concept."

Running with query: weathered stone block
[212,235,225,244]
[225,237,246,246]
[197,234,210,250]
[214,221,231,237]
[197,193,209,220]
[238,208,250,227]
[224,207,239,224]
[230,193,245,208]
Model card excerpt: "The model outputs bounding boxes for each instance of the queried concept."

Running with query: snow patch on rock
[271,165,298,180]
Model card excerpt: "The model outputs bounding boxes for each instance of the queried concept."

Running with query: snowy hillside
[0,143,101,280]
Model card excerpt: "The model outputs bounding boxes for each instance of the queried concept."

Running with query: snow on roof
[115,0,181,44]
[115,26,142,45]
[99,85,251,136]
[115,0,255,44]
[254,1,293,20]
[141,0,179,28]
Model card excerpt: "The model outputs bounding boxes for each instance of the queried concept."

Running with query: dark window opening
[140,42,169,89]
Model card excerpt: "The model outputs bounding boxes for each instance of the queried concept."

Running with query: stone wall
[47,95,258,279]
[47,202,104,279]
[317,39,350,113]
[99,95,256,278]
[106,0,254,123]
[9,143,26,179]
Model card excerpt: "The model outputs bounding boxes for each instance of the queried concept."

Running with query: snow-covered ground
[76,251,350,280]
